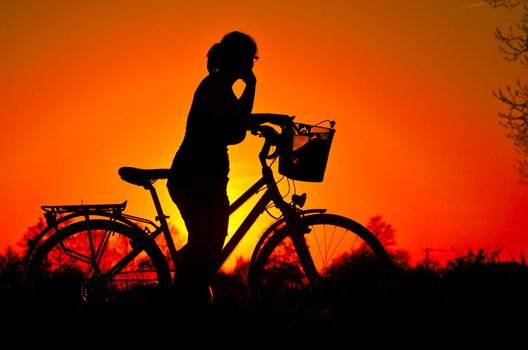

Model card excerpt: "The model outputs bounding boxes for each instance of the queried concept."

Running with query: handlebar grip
[256,125,279,141]
[250,114,296,161]
[250,113,296,130]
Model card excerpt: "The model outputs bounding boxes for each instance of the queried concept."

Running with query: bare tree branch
[487,0,528,182]
[486,0,522,8]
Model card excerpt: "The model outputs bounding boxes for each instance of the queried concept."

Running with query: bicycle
[22,114,393,320]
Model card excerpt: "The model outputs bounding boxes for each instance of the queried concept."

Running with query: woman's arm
[248,113,295,130]
[238,70,256,115]
[238,70,295,130]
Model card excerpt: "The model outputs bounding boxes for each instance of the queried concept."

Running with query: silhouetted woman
[167,31,289,309]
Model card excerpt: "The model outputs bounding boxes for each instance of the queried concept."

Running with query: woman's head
[207,31,258,75]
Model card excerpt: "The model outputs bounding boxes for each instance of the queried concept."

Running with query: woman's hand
[250,113,295,129]
[241,69,256,87]
[238,69,256,114]
[268,114,295,128]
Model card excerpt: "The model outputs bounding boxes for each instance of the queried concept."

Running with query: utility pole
[425,247,429,270]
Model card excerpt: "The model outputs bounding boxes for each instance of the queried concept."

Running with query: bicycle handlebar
[250,114,296,169]
[251,112,295,131]
[250,113,336,171]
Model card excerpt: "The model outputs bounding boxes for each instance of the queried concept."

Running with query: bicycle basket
[279,121,335,182]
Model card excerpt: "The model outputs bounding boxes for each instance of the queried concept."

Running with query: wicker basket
[278,121,335,182]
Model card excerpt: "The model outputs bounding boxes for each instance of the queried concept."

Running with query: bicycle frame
[215,171,287,273]
[111,125,311,279]
[137,164,299,279]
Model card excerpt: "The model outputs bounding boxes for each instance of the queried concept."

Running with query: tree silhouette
[486,0,528,181]
[0,246,22,284]
[366,215,397,248]
[17,217,47,252]
[366,214,410,268]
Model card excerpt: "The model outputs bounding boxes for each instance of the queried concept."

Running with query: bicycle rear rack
[41,201,127,213]
[41,201,127,226]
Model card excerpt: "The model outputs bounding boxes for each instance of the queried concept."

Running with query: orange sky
[1,0,527,269]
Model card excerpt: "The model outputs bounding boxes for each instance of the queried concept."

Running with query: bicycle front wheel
[250,213,393,324]
[25,219,172,308]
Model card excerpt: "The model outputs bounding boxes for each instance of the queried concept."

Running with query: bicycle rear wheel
[25,219,172,309]
[250,213,393,325]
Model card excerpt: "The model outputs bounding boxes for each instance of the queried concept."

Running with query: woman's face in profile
[226,49,256,77]
[238,60,254,78]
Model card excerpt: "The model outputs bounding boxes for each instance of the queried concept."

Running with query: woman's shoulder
[196,73,231,96]
[206,72,232,87]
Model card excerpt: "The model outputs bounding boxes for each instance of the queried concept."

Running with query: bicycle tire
[25,219,172,308]
[249,213,393,324]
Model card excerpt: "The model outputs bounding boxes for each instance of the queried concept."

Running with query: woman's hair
[207,31,257,73]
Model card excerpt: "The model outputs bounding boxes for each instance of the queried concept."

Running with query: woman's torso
[171,73,248,181]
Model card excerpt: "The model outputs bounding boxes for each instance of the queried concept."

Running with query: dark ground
[2,261,527,345]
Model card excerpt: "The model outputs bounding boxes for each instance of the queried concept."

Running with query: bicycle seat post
[145,182,179,266]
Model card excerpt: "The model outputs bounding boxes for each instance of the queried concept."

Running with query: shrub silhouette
[3,218,528,331]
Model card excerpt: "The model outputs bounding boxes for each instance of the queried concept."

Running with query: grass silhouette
[2,245,527,341]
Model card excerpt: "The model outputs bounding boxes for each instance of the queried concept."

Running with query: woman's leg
[168,178,229,307]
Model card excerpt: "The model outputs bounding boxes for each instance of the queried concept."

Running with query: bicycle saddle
[118,166,169,186]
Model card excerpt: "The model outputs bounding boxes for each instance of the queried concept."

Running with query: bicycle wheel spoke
[279,238,300,263]
[323,224,337,267]
[311,224,326,272]
[86,228,100,276]
[58,236,92,266]
[326,225,354,266]
[311,223,345,274]
[93,226,113,269]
